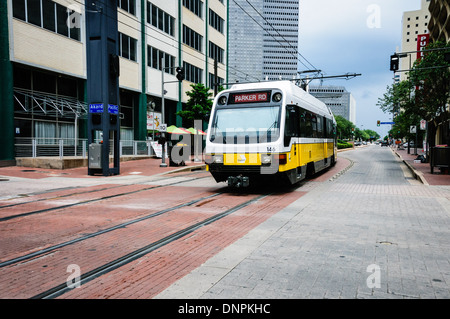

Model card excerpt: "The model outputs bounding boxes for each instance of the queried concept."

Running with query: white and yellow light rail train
[205,81,337,188]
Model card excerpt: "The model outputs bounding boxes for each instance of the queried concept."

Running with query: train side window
[285,106,299,137]
[304,112,313,138]
[316,116,323,138]
[311,115,317,138]
[327,119,333,138]
[285,105,299,146]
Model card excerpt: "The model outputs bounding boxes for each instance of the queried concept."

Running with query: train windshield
[210,106,281,144]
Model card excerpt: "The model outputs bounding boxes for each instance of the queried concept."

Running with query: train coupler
[227,176,250,188]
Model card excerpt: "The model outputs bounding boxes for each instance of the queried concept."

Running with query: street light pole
[159,57,184,168]
[160,56,167,167]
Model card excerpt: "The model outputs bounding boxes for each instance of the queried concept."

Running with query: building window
[209,41,224,63]
[183,62,202,83]
[209,73,224,87]
[119,32,137,61]
[147,2,175,37]
[147,46,176,74]
[118,0,136,16]
[12,0,81,41]
[209,9,224,34]
[183,0,203,18]
[183,25,203,52]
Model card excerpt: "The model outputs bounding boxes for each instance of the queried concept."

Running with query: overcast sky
[298,0,422,138]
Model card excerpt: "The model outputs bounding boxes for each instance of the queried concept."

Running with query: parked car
[381,141,389,147]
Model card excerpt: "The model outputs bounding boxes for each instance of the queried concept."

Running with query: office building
[0,0,228,165]
[399,0,431,81]
[309,85,357,125]
[228,0,299,83]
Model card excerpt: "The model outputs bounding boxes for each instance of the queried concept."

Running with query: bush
[338,142,353,150]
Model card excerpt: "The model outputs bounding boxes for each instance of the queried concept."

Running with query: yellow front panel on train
[224,154,261,166]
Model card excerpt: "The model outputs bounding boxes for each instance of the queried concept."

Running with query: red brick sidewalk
[393,147,450,186]
[0,157,205,180]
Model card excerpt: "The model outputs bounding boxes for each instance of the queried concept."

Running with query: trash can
[430,146,450,174]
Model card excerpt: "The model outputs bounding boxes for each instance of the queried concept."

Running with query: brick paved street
[157,145,450,299]
[1,145,449,302]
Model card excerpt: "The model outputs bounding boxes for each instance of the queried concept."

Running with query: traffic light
[377,120,381,127]
[176,67,184,81]
[390,54,399,72]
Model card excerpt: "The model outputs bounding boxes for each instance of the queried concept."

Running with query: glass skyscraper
[228,0,300,83]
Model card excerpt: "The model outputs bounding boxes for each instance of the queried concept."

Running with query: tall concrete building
[399,0,431,81]
[309,86,356,125]
[0,0,229,165]
[228,0,299,83]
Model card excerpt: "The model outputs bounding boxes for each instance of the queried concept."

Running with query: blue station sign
[89,103,104,113]
[108,104,119,115]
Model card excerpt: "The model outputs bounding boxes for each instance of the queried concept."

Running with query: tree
[364,129,380,141]
[409,41,450,123]
[377,80,413,115]
[335,115,355,140]
[176,83,213,127]
[388,111,423,142]
[378,41,450,146]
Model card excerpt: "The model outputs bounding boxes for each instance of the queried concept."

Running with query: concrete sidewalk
[393,147,450,186]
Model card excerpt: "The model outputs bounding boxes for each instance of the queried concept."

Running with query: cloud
[297,0,422,135]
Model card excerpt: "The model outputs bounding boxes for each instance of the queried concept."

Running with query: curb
[162,163,206,175]
[392,148,429,186]
[329,157,354,181]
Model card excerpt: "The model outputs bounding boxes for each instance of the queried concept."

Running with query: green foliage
[378,41,450,140]
[337,142,353,150]
[409,41,450,122]
[335,115,355,140]
[176,83,213,127]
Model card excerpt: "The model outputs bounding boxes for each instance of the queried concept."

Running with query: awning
[167,125,191,134]
[13,88,88,118]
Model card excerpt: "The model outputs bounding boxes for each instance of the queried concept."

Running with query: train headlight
[205,155,223,164]
[272,93,282,103]
[218,96,227,105]
[214,155,224,164]
[261,154,272,165]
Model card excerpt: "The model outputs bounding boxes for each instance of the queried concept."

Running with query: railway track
[0,170,210,222]
[0,169,283,299]
[31,193,269,299]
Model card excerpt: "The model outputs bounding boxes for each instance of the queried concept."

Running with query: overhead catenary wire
[70,0,261,83]
[242,0,318,72]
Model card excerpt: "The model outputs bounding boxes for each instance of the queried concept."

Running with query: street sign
[410,126,417,134]
[380,122,395,125]
[108,104,119,115]
[89,103,103,113]
[159,124,167,132]
[420,120,427,130]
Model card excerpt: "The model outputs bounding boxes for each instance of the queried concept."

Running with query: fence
[14,138,155,159]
